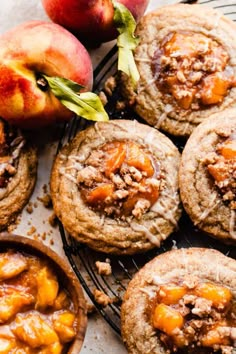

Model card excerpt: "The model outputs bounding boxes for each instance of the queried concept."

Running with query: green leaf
[112,0,140,85]
[42,75,109,122]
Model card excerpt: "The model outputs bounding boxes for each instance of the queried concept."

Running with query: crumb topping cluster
[205,131,236,209]
[151,278,235,353]
[76,140,162,219]
[152,31,235,112]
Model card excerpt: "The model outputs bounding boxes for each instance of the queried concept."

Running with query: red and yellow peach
[41,0,150,44]
[0,21,93,129]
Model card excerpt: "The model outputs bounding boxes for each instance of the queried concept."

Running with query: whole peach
[0,21,93,129]
[41,0,150,44]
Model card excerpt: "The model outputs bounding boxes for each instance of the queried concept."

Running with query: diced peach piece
[201,73,230,105]
[126,142,154,177]
[0,252,28,281]
[122,195,140,215]
[0,325,15,339]
[123,183,159,214]
[36,266,59,310]
[164,32,200,57]
[104,142,126,177]
[177,93,194,110]
[219,139,236,159]
[0,338,16,353]
[39,342,63,354]
[86,183,114,205]
[0,288,34,323]
[153,303,184,335]
[12,348,31,354]
[52,311,76,343]
[158,285,187,305]
[54,290,71,311]
[173,333,188,348]
[0,328,22,353]
[144,185,159,206]
[12,312,59,348]
[171,85,195,110]
[166,76,178,89]
[207,163,228,182]
[201,322,230,347]
[194,282,232,309]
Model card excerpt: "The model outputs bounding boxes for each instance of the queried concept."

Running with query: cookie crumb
[48,212,58,227]
[116,100,126,111]
[41,232,47,241]
[43,184,48,194]
[27,226,36,236]
[38,194,52,208]
[95,261,112,276]
[26,202,33,214]
[85,301,96,315]
[98,91,108,106]
[104,76,116,96]
[7,223,17,233]
[93,289,112,307]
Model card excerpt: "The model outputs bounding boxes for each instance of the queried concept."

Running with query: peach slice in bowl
[0,232,87,354]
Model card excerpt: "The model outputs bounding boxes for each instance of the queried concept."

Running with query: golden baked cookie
[179,108,236,245]
[122,3,236,137]
[0,119,37,229]
[121,247,236,354]
[50,120,181,255]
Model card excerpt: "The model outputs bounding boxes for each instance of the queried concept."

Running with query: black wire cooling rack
[57,0,236,335]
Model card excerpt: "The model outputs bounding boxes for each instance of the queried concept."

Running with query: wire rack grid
[57,0,236,335]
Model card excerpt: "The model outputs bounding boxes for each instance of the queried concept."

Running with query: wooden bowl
[0,232,87,354]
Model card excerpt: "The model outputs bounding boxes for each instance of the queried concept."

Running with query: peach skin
[41,0,150,45]
[0,21,93,129]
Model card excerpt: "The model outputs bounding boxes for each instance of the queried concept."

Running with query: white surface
[0,0,174,353]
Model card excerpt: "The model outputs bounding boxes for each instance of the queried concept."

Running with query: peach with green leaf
[41,0,149,44]
[42,1,148,85]
[0,21,108,129]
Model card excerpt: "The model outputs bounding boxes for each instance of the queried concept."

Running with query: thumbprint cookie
[0,118,37,229]
[179,108,236,245]
[121,248,236,354]
[50,120,181,255]
[122,4,236,137]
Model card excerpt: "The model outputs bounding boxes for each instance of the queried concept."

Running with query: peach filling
[0,250,77,353]
[77,140,161,219]
[206,132,236,209]
[0,118,25,188]
[152,31,235,111]
[152,281,235,353]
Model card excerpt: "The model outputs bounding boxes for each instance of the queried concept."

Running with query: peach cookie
[50,120,181,254]
[0,119,37,229]
[179,108,236,245]
[122,4,236,136]
[121,248,236,354]
[0,249,77,353]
